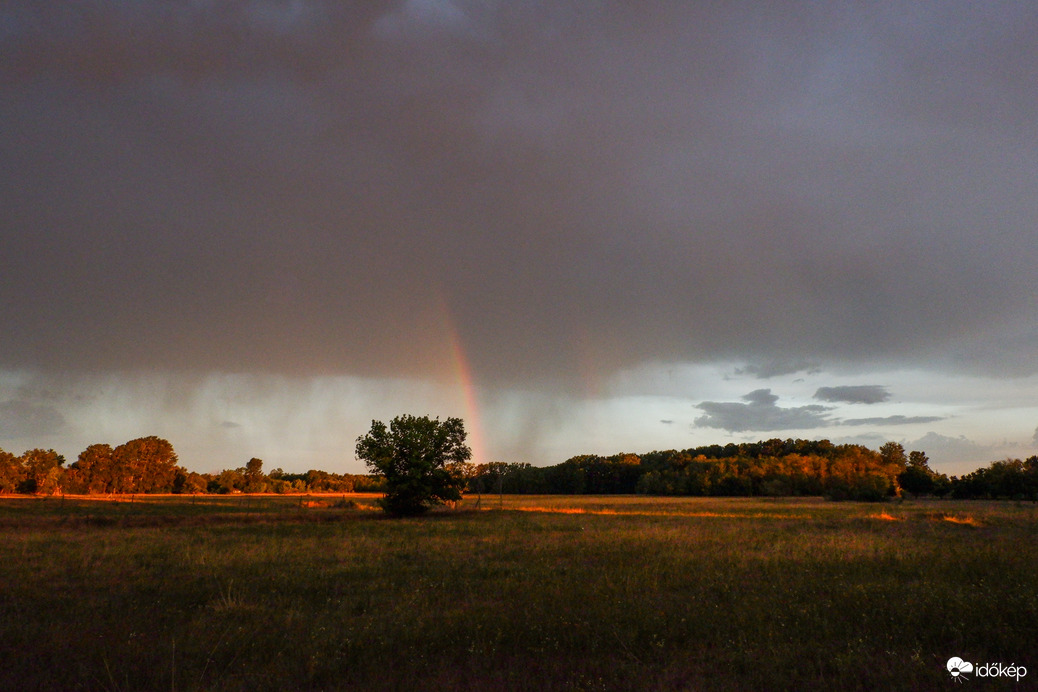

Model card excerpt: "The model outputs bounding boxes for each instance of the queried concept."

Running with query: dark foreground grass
[0,495,1035,691]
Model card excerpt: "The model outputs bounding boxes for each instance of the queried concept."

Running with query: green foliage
[66,443,115,493]
[823,445,901,501]
[210,468,245,494]
[114,436,179,493]
[0,448,24,493]
[244,457,265,492]
[64,438,181,494]
[897,450,947,496]
[470,439,906,500]
[879,441,908,470]
[18,448,64,494]
[173,469,208,494]
[952,456,1038,500]
[356,414,471,516]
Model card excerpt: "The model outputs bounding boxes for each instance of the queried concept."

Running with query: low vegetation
[1,494,1035,690]
[4,435,1036,501]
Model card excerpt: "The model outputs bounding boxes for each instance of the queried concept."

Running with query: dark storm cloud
[694,389,831,433]
[0,2,378,82]
[3,2,1038,385]
[0,400,67,440]
[734,361,822,380]
[814,385,890,405]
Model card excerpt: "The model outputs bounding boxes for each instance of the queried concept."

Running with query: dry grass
[0,495,1034,691]
[938,514,983,527]
[509,504,802,520]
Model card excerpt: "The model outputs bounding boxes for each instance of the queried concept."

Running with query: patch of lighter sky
[2,365,1036,478]
[171,375,475,474]
[1,372,473,475]
[594,362,1038,473]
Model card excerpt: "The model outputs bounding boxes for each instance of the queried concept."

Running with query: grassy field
[1,494,1035,691]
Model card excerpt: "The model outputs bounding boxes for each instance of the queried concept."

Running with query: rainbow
[437,294,487,466]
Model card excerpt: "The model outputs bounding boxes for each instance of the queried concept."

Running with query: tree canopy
[355,414,472,516]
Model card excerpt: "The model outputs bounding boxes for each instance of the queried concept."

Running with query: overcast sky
[2,1,1036,475]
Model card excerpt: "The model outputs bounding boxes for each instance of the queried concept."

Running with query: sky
[2,1,1037,476]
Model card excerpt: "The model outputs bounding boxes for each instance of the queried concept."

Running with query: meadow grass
[0,494,1035,690]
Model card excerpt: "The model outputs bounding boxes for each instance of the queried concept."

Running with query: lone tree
[355,414,472,516]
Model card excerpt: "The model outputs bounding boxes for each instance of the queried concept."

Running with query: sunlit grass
[937,514,982,527]
[0,495,1035,690]
[507,504,802,519]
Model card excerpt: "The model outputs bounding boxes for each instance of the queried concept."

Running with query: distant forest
[0,437,381,497]
[1,436,1036,501]
[469,441,1038,502]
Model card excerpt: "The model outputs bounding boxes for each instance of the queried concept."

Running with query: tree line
[0,437,383,496]
[467,440,1038,502]
[1,435,1035,501]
